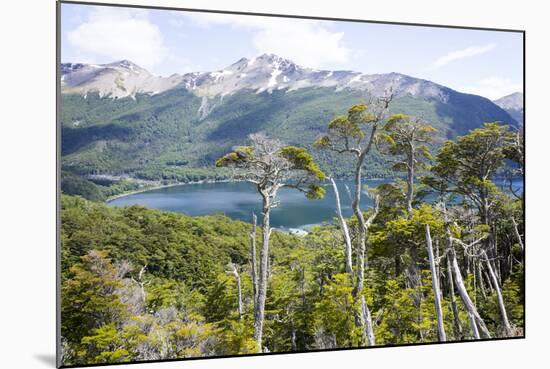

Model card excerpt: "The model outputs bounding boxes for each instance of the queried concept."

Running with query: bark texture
[425,224,447,341]
[330,177,353,273]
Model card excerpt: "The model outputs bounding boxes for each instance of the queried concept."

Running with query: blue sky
[61,3,523,100]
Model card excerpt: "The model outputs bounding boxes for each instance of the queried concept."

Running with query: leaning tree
[216,133,326,352]
[314,93,392,346]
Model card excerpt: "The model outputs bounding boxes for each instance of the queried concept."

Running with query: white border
[1,1,546,368]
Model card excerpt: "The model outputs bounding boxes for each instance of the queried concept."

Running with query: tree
[502,126,524,200]
[423,123,515,335]
[329,177,353,273]
[377,114,436,293]
[424,122,514,230]
[425,224,446,341]
[314,94,391,346]
[439,204,491,339]
[216,133,326,352]
[61,250,128,348]
[378,114,437,215]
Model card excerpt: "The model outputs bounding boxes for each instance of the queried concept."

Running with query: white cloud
[460,77,523,100]
[432,43,496,68]
[186,13,350,69]
[67,7,167,70]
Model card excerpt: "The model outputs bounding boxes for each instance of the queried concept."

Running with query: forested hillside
[61,88,515,178]
[60,112,524,365]
[60,57,518,200]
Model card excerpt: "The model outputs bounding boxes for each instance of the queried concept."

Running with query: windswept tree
[314,94,392,346]
[378,114,437,215]
[216,133,326,352]
[423,123,516,336]
[376,114,437,296]
[423,122,514,231]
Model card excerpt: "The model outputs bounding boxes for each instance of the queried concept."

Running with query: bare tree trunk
[330,177,353,273]
[449,248,491,339]
[483,269,494,294]
[468,312,480,339]
[137,265,147,305]
[351,127,378,347]
[352,159,368,295]
[484,252,513,336]
[446,256,463,339]
[478,262,487,301]
[254,195,271,353]
[250,213,258,303]
[406,147,415,215]
[361,295,376,346]
[425,225,446,341]
[442,204,491,339]
[511,217,524,252]
[352,125,377,295]
[405,149,422,303]
[228,263,243,319]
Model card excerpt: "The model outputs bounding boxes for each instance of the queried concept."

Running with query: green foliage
[61,87,518,200]
[280,146,326,181]
[61,171,107,202]
[314,274,362,348]
[60,186,524,365]
[59,83,524,366]
[61,195,253,288]
[425,122,515,203]
[61,250,128,346]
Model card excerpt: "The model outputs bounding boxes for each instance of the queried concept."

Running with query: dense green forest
[60,100,524,365]
[60,86,516,198]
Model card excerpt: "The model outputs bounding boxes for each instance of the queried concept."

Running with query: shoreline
[105,178,239,203]
[105,175,523,204]
[104,176,391,204]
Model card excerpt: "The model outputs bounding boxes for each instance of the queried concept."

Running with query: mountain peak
[493,92,523,124]
[60,55,457,102]
[493,92,523,110]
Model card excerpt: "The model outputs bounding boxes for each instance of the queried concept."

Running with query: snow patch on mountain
[61,53,455,102]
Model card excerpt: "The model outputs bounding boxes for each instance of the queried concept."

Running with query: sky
[60,3,524,100]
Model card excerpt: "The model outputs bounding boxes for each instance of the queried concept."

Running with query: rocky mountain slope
[60,54,519,181]
[62,54,454,102]
[493,92,524,124]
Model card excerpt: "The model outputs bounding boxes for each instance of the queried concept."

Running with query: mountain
[60,54,519,184]
[493,92,524,124]
[62,54,454,102]
[61,60,185,99]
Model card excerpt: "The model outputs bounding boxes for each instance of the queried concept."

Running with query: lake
[109,178,524,229]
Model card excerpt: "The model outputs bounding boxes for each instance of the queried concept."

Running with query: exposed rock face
[493,92,524,124]
[61,53,454,102]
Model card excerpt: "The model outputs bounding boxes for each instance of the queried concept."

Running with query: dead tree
[511,217,524,252]
[483,251,513,336]
[130,264,148,307]
[441,204,491,339]
[250,213,258,302]
[227,263,243,319]
[452,221,514,337]
[425,224,446,341]
[446,256,463,339]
